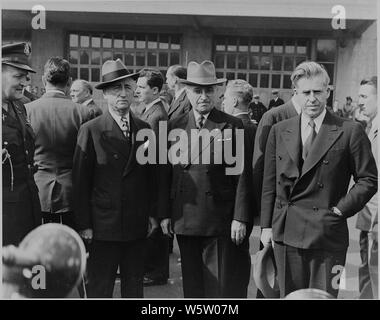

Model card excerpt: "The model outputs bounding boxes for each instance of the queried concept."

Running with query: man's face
[186,85,218,114]
[135,76,156,104]
[103,78,135,113]
[2,65,29,101]
[358,84,377,120]
[293,75,330,119]
[221,87,237,115]
[70,81,89,104]
[165,70,176,90]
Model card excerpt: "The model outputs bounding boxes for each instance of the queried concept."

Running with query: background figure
[166,64,192,120]
[160,61,251,298]
[135,68,169,287]
[160,83,174,112]
[249,94,267,124]
[341,96,355,119]
[260,61,377,298]
[2,42,42,246]
[355,76,378,299]
[70,79,103,118]
[222,79,257,297]
[73,59,158,298]
[27,57,91,228]
[268,89,284,109]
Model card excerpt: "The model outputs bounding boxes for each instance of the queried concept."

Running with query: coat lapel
[123,112,143,177]
[100,111,131,160]
[280,116,302,176]
[300,111,342,177]
[168,90,186,116]
[188,108,226,166]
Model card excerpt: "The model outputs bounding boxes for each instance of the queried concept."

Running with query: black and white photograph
[1,0,378,305]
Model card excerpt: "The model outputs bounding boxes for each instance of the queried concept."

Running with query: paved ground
[108,215,362,299]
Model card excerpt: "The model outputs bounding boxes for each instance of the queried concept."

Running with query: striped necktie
[120,116,129,138]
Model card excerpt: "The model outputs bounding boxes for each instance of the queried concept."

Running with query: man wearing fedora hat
[73,59,159,298]
[249,94,267,124]
[2,42,42,246]
[160,60,251,298]
[268,89,284,110]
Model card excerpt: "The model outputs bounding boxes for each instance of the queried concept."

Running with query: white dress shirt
[108,107,130,134]
[301,108,326,146]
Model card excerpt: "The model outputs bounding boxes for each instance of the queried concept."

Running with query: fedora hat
[285,288,334,299]
[180,60,226,86]
[2,42,35,73]
[95,58,139,89]
[252,244,280,298]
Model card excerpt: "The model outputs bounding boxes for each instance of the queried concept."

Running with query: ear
[326,86,331,99]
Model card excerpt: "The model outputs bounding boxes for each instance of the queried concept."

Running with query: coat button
[318,183,324,188]
[25,150,29,155]
[323,160,329,165]
[313,206,318,211]
[113,154,119,159]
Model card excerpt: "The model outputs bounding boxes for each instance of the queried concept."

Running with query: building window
[214,36,311,90]
[68,32,182,82]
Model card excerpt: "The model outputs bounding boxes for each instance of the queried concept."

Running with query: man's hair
[291,61,330,88]
[139,68,164,92]
[73,79,93,95]
[168,65,187,80]
[360,76,377,93]
[226,79,253,105]
[43,57,70,86]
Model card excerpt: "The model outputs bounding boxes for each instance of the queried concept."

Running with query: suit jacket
[249,101,267,124]
[26,92,91,213]
[252,99,298,212]
[167,90,192,120]
[73,111,158,241]
[356,115,378,231]
[261,110,378,251]
[160,107,250,236]
[140,100,168,137]
[2,101,41,245]
[268,98,285,109]
[86,99,103,119]
[234,113,257,234]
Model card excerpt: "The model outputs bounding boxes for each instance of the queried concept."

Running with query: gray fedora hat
[252,244,280,298]
[180,60,226,86]
[95,58,139,89]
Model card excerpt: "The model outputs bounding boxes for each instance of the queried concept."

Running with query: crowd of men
[2,41,378,299]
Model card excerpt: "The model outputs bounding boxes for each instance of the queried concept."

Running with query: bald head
[70,79,93,104]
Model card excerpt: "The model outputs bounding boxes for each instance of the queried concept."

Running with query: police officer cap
[2,42,36,73]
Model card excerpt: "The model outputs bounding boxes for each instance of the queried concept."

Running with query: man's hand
[79,229,93,244]
[231,220,246,245]
[260,228,273,246]
[161,218,173,237]
[147,216,159,238]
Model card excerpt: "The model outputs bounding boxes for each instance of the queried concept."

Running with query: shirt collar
[175,87,186,100]
[108,107,130,127]
[82,98,93,106]
[144,97,161,113]
[291,97,302,115]
[234,111,249,117]
[368,114,379,135]
[301,108,326,134]
[193,108,210,121]
[46,89,66,95]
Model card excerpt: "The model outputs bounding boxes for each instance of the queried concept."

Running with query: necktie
[302,119,316,160]
[120,116,129,138]
[197,115,205,130]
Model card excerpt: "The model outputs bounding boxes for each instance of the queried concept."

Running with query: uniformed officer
[2,42,42,246]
